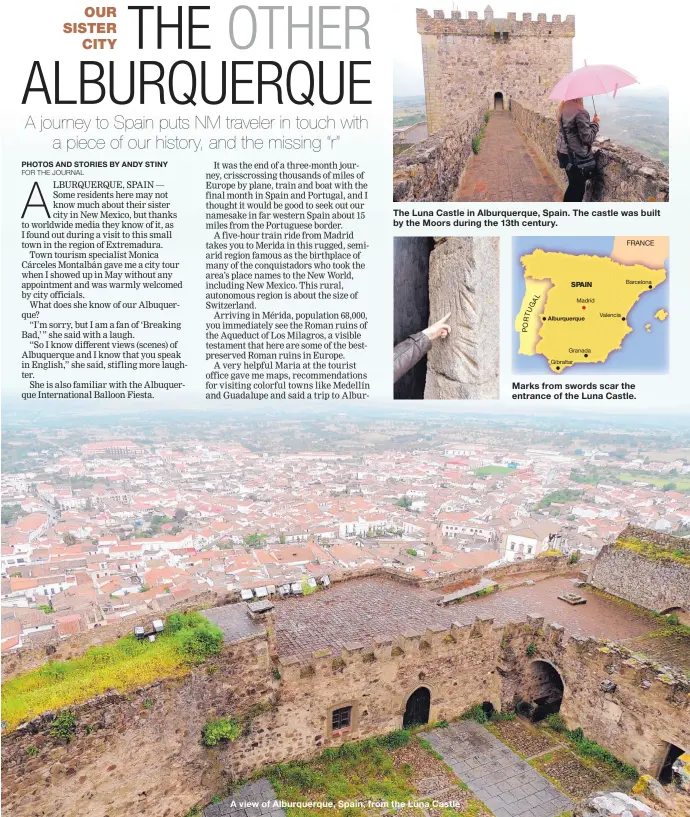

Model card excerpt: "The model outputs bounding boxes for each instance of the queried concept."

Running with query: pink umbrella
[549,62,638,114]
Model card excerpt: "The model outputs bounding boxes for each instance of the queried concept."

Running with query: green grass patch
[2,611,223,731]
[463,705,516,729]
[473,465,515,476]
[615,471,690,491]
[268,731,416,817]
[542,720,637,780]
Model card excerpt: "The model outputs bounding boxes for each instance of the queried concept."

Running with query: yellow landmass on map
[645,324,652,333]
[519,249,666,373]
[515,277,551,355]
[654,309,669,322]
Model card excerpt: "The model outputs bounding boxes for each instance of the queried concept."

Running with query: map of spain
[514,237,669,373]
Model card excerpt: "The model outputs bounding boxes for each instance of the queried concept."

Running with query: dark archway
[393,237,433,400]
[527,661,564,722]
[494,92,504,110]
[481,701,495,718]
[403,687,431,727]
[659,742,684,784]
[660,606,690,626]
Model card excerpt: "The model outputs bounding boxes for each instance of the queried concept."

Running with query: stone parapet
[393,108,485,201]
[416,9,575,36]
[511,100,669,202]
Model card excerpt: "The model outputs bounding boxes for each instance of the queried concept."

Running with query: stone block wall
[511,101,670,202]
[393,107,485,202]
[424,237,500,399]
[417,9,574,133]
[589,526,689,614]
[588,141,670,202]
[260,616,502,769]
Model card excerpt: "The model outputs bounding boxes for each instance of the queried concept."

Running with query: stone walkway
[205,725,573,817]
[426,722,573,817]
[454,111,562,202]
[203,779,284,817]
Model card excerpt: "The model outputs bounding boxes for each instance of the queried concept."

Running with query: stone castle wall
[1,635,273,817]
[511,101,670,202]
[510,100,567,191]
[4,606,688,817]
[589,527,689,613]
[393,107,485,202]
[1,557,576,680]
[417,9,574,133]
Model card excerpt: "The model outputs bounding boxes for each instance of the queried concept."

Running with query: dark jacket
[394,332,431,383]
[556,100,600,161]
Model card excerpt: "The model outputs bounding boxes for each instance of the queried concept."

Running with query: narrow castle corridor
[454,111,562,202]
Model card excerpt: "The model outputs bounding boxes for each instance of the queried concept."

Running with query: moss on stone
[615,536,690,567]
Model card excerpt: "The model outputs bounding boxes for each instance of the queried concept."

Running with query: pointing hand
[423,312,452,341]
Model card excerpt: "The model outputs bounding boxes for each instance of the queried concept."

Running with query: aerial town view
[1,410,688,817]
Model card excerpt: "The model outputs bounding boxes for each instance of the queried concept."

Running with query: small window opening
[332,706,352,732]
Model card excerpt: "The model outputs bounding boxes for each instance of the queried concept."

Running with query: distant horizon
[4,403,690,432]
[394,85,670,105]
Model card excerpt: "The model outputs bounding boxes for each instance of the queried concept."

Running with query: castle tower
[417,9,575,133]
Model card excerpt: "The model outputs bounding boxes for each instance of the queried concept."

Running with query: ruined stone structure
[3,536,689,817]
[3,603,687,817]
[589,525,690,617]
[425,237,500,399]
[393,8,670,202]
[418,8,574,134]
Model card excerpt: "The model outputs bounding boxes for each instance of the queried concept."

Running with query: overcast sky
[394,0,672,98]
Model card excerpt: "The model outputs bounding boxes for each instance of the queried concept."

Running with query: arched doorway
[494,92,504,110]
[660,606,690,626]
[526,661,564,722]
[659,742,685,784]
[403,687,431,727]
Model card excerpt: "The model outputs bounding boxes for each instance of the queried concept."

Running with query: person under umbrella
[556,97,600,202]
[550,64,638,202]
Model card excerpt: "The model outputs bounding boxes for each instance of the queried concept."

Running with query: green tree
[244,532,268,548]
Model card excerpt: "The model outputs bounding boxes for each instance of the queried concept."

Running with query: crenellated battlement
[277,615,500,679]
[416,8,575,37]
[415,7,574,132]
